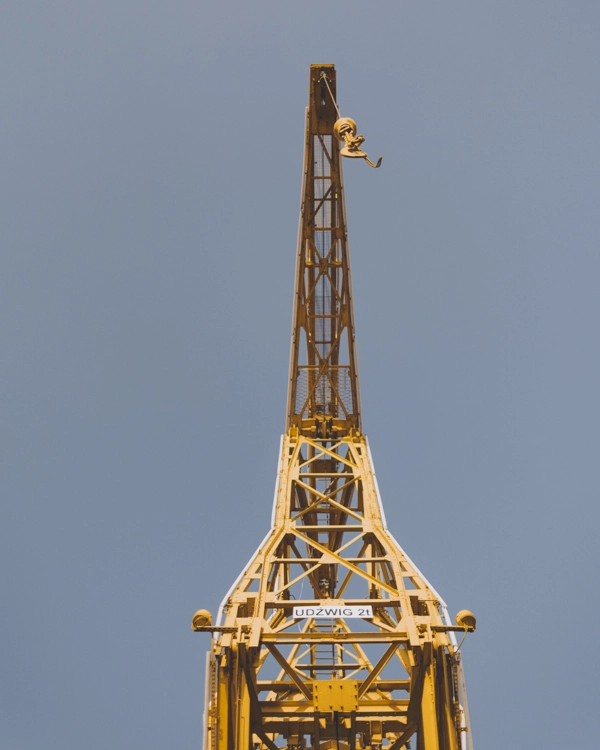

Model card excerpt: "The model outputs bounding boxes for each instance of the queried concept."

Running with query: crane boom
[287,65,361,438]
[193,64,475,750]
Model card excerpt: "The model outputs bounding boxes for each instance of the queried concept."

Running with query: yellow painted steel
[194,64,474,750]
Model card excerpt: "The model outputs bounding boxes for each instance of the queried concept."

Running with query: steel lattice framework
[194,64,474,750]
[287,66,360,439]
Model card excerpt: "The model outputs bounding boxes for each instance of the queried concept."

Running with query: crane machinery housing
[193,64,475,750]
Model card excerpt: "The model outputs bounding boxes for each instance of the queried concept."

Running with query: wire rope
[320,72,341,119]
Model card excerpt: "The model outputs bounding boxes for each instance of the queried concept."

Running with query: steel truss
[196,65,474,750]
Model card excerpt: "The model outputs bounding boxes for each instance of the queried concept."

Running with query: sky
[2,2,599,748]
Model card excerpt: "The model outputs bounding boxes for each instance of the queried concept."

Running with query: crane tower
[193,64,475,750]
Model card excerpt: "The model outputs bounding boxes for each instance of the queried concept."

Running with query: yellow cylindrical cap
[455,609,476,630]
[192,609,213,630]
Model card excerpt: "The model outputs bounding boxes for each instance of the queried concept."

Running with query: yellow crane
[193,64,475,750]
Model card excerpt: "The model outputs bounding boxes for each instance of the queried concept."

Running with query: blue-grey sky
[2,2,599,748]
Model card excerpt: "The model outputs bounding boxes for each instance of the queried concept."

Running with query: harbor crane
[193,64,475,750]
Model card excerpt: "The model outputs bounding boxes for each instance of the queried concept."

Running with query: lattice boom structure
[287,66,360,439]
[194,64,474,750]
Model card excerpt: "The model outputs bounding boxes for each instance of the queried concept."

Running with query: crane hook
[334,117,382,169]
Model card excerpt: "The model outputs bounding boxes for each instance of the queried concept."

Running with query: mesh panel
[314,136,332,178]
[294,367,354,418]
[337,367,354,415]
[295,369,309,414]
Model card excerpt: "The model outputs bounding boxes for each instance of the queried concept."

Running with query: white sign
[293,605,373,619]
